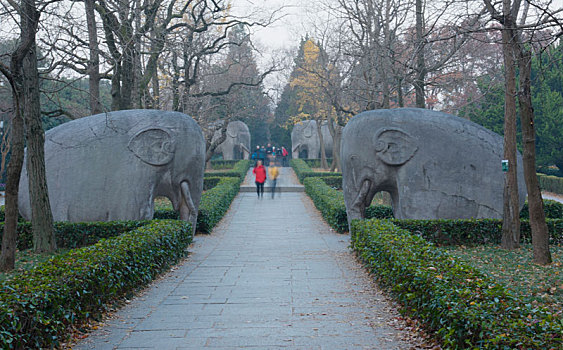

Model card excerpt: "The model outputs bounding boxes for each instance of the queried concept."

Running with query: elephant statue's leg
[180,181,198,235]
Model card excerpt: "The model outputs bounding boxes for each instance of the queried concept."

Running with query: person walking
[281,146,288,167]
[268,161,280,199]
[253,160,267,199]
[258,146,266,165]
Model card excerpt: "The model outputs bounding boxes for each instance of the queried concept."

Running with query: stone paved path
[74,168,421,349]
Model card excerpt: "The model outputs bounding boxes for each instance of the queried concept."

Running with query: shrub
[204,176,223,190]
[538,173,563,195]
[303,177,392,232]
[204,159,251,179]
[197,177,240,233]
[303,177,348,232]
[320,176,343,189]
[151,177,241,233]
[351,219,562,349]
[290,159,342,183]
[520,199,563,219]
[209,159,241,169]
[0,221,149,251]
[302,177,562,242]
[0,220,192,349]
[393,218,563,246]
[302,158,333,168]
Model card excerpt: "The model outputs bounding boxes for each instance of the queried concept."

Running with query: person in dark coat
[253,160,267,198]
[258,146,266,165]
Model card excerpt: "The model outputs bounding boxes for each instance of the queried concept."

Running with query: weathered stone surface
[342,108,526,222]
[212,120,251,160]
[18,110,205,230]
[291,120,333,159]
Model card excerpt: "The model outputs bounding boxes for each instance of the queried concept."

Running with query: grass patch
[445,244,563,315]
[154,197,172,211]
[0,249,69,281]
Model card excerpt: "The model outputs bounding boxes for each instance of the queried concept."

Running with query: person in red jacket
[253,160,267,198]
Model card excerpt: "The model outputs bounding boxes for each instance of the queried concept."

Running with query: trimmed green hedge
[204,176,223,191]
[351,219,562,349]
[204,159,251,179]
[538,173,563,195]
[0,221,149,251]
[303,177,563,243]
[320,176,343,189]
[302,158,333,168]
[290,159,342,183]
[520,199,563,219]
[209,159,241,169]
[303,177,392,233]
[0,220,192,349]
[197,177,241,233]
[393,218,563,246]
[154,177,241,233]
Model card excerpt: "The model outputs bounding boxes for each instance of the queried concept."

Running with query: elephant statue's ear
[128,128,176,166]
[373,128,418,166]
[226,127,237,138]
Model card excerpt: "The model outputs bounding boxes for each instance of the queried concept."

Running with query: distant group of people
[252,143,287,199]
[251,143,289,167]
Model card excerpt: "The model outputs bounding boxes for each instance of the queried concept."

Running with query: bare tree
[484,0,561,264]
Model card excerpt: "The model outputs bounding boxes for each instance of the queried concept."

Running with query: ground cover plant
[445,244,563,315]
[0,248,69,281]
[0,220,192,349]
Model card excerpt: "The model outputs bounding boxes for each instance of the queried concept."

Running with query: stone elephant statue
[18,110,205,233]
[341,108,526,225]
[291,120,333,159]
[212,121,251,160]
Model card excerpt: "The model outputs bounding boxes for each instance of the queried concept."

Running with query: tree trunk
[23,38,56,253]
[500,25,520,249]
[0,0,40,270]
[332,124,342,172]
[120,47,134,110]
[516,46,551,265]
[85,0,102,115]
[397,77,404,107]
[317,120,328,169]
[414,0,426,108]
[0,97,25,271]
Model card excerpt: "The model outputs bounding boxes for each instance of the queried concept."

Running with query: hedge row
[0,220,149,251]
[290,159,342,183]
[204,159,251,179]
[303,177,392,233]
[520,199,563,219]
[209,159,242,169]
[302,158,333,168]
[538,173,563,195]
[154,177,241,233]
[204,176,223,191]
[303,177,563,243]
[394,218,563,246]
[351,219,562,349]
[196,177,241,233]
[0,220,192,349]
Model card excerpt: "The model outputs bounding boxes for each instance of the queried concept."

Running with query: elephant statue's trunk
[180,181,198,235]
[346,179,372,230]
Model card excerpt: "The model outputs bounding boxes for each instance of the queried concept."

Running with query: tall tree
[0,0,56,269]
[484,0,554,264]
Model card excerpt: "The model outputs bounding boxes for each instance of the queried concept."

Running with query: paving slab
[74,168,423,350]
